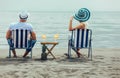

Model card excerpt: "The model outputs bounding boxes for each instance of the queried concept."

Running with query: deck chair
[68,29,92,60]
[8,29,33,58]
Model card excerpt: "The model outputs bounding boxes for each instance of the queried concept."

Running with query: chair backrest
[11,29,31,48]
[71,29,92,48]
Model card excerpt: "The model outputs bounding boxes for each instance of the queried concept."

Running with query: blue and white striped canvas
[11,29,30,48]
[71,29,92,48]
[68,29,92,60]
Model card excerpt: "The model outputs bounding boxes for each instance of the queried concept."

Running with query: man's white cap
[19,11,29,19]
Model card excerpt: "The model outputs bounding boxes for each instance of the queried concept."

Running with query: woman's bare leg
[76,49,82,58]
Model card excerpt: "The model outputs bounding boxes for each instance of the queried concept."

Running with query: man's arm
[31,31,36,40]
[6,30,11,39]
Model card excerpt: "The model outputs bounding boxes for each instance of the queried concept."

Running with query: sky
[0,0,120,11]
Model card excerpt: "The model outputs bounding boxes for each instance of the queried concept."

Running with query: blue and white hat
[19,11,29,20]
[74,8,90,22]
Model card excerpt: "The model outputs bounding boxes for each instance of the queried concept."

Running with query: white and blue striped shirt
[9,22,33,31]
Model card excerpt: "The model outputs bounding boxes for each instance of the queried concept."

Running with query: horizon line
[0,10,120,12]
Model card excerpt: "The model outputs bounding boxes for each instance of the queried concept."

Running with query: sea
[0,11,120,49]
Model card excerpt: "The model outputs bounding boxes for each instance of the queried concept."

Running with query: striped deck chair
[8,29,32,58]
[68,29,92,60]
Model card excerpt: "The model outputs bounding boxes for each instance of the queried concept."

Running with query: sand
[0,48,120,78]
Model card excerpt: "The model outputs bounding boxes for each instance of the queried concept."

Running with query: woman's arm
[69,16,85,31]
[69,16,74,31]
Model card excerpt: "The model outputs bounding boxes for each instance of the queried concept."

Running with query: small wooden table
[41,42,58,59]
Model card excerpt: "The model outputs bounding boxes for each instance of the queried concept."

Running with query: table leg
[46,44,56,59]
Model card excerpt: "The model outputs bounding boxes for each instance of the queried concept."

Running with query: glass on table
[41,34,47,41]
[54,34,59,42]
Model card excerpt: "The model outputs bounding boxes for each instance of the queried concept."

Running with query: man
[6,11,36,58]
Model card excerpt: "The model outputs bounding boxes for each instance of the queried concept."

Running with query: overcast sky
[0,0,120,11]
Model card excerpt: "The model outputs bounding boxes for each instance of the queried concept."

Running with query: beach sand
[0,48,120,78]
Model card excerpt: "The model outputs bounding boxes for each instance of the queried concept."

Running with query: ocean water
[0,11,120,49]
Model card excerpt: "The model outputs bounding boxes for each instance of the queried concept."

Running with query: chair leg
[88,48,90,58]
[90,47,92,60]
[88,47,92,61]
[68,40,71,58]
[9,48,11,58]
[90,40,92,60]
[31,49,32,59]
[68,45,71,58]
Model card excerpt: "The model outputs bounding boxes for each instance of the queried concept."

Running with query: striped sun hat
[74,8,90,22]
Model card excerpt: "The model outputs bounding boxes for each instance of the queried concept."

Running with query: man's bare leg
[23,51,29,58]
[12,49,17,57]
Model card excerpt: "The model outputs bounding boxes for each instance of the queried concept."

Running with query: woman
[66,8,90,58]
[68,16,88,58]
